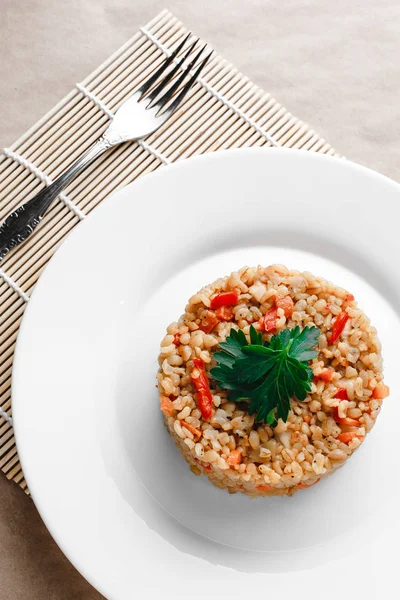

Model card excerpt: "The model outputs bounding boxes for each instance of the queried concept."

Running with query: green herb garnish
[210,325,320,425]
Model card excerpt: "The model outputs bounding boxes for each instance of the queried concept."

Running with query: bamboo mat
[0,9,338,494]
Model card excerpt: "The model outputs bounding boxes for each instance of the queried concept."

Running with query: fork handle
[0,136,112,261]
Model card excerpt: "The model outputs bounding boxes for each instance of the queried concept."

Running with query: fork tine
[150,44,208,112]
[145,38,199,105]
[137,32,191,100]
[156,51,213,117]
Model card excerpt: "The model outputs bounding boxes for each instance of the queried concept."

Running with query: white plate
[13,148,400,600]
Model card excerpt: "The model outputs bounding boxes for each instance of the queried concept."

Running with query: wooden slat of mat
[0,9,338,494]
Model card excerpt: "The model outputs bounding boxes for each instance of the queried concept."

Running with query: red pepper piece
[275,295,294,317]
[334,388,348,400]
[329,312,349,344]
[332,407,360,426]
[259,308,278,333]
[215,305,234,321]
[198,311,219,334]
[191,358,213,420]
[337,432,363,444]
[314,368,334,383]
[210,290,239,309]
[372,383,389,400]
[227,449,242,466]
[173,333,180,346]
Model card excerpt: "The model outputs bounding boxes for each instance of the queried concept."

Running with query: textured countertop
[0,1,399,598]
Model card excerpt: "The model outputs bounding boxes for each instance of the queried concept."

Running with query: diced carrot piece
[210,290,239,309]
[198,311,219,334]
[314,368,334,383]
[303,415,311,424]
[259,308,278,333]
[215,305,234,321]
[257,484,273,492]
[160,396,174,416]
[298,478,320,489]
[173,333,180,346]
[372,383,390,400]
[337,431,363,444]
[334,387,348,400]
[227,449,242,466]
[181,420,202,441]
[275,295,294,317]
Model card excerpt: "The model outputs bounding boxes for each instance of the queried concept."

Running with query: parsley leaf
[234,351,278,384]
[287,325,321,363]
[210,324,320,424]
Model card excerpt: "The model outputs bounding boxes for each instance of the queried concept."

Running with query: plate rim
[11,146,400,598]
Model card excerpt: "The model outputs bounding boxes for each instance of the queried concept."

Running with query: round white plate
[13,148,400,600]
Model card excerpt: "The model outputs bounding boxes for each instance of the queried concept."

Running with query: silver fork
[0,34,211,261]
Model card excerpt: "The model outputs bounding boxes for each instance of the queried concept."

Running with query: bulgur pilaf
[157,265,389,497]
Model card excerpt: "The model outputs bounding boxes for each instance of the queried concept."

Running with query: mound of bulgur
[157,265,389,497]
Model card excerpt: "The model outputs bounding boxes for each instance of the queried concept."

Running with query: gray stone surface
[0,1,399,598]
